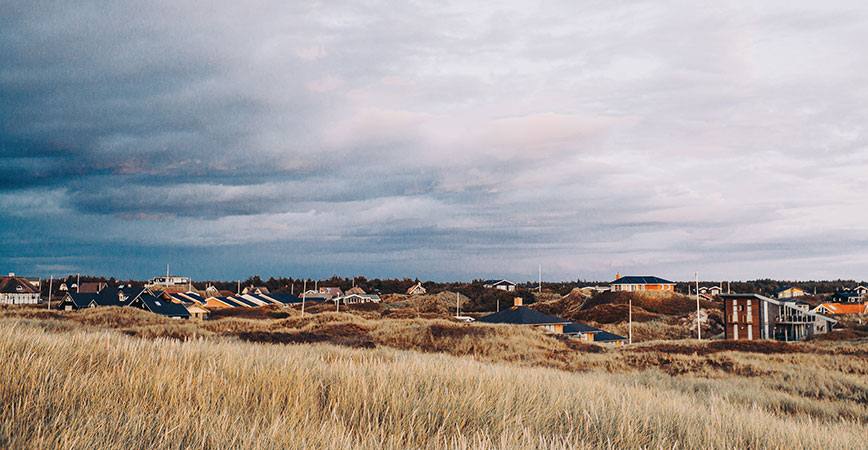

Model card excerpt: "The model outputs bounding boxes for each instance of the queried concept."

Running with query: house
[58,292,98,310]
[145,275,191,292]
[202,293,301,309]
[722,293,836,341]
[129,294,191,319]
[592,331,628,345]
[609,275,675,292]
[345,286,367,295]
[184,304,210,320]
[773,286,806,299]
[813,303,868,315]
[164,292,207,305]
[319,287,344,299]
[336,293,381,304]
[205,296,248,308]
[698,285,723,296]
[482,279,516,292]
[58,280,76,292]
[562,322,627,344]
[302,290,330,301]
[242,286,270,295]
[406,283,426,295]
[562,322,602,341]
[853,286,868,297]
[832,291,862,303]
[78,282,107,294]
[476,297,570,333]
[24,277,40,289]
[0,274,41,305]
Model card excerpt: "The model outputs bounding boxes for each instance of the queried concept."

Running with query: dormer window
[16,285,22,291]
[118,292,127,302]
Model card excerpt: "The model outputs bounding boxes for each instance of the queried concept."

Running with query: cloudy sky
[3,1,868,282]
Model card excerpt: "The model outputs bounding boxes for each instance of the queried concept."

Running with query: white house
[0,274,40,304]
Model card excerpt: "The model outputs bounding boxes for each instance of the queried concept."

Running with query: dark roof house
[609,275,675,292]
[477,297,568,333]
[129,294,191,318]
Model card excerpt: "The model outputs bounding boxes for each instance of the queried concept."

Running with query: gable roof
[77,282,106,294]
[815,303,867,314]
[134,294,191,317]
[406,283,426,294]
[593,331,627,342]
[61,292,98,308]
[610,276,674,285]
[205,296,246,308]
[773,286,805,294]
[259,293,301,305]
[482,279,516,286]
[0,276,39,294]
[88,286,147,307]
[563,322,602,334]
[477,306,569,326]
[319,287,343,296]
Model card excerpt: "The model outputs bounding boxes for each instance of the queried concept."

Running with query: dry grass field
[1,304,867,449]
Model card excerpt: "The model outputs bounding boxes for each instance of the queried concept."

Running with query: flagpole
[48,276,53,310]
[696,270,701,340]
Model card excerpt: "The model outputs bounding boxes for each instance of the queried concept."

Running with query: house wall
[535,324,564,333]
[724,297,762,340]
[611,284,674,292]
[0,293,40,305]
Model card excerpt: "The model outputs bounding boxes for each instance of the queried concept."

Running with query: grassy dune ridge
[1,319,867,449]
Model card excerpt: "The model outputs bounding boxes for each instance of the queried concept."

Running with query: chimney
[514,297,523,307]
[615,273,620,280]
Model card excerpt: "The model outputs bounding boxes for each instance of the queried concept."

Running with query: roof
[260,293,301,304]
[0,276,39,294]
[61,292,98,308]
[166,292,206,304]
[773,286,805,294]
[593,331,627,342]
[206,296,246,308]
[406,283,426,294]
[721,293,838,324]
[833,291,861,300]
[77,282,106,293]
[476,306,570,326]
[563,322,602,334]
[135,294,191,318]
[346,286,366,295]
[610,276,674,285]
[482,279,516,286]
[89,286,146,307]
[816,303,867,314]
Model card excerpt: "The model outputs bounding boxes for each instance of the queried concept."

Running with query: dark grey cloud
[3,0,868,281]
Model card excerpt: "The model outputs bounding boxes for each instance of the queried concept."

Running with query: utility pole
[48,276,53,310]
[76,273,80,293]
[538,264,542,293]
[696,270,701,340]
[628,297,632,345]
[302,280,306,316]
[456,292,460,317]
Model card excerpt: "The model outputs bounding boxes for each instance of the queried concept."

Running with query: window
[738,305,744,312]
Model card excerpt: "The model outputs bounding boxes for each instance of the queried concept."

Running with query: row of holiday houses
[3,272,865,344]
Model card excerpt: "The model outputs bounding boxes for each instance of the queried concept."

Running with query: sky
[3,1,868,282]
